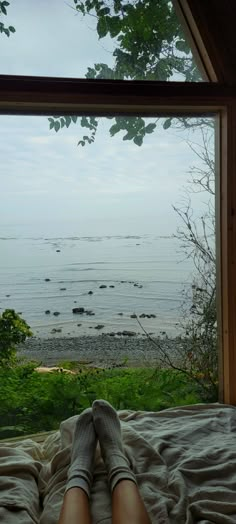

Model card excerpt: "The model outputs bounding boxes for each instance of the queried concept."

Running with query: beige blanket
[1,403,236,523]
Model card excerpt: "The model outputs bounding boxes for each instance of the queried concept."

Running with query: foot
[66,407,97,497]
[92,399,136,491]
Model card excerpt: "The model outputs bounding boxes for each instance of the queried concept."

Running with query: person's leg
[112,479,151,524]
[58,487,91,524]
[92,399,151,524]
[58,408,96,524]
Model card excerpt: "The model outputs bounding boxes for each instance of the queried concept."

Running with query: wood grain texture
[186,0,236,84]
[220,104,236,404]
[0,76,234,115]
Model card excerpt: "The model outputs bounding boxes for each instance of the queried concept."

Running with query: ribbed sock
[65,407,97,498]
[92,399,136,492]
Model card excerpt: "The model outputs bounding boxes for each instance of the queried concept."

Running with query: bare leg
[112,479,151,524]
[58,487,92,524]
[92,399,151,524]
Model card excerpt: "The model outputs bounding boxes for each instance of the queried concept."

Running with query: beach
[18,334,183,368]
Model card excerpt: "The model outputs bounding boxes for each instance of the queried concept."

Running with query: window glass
[0,113,216,439]
[0,0,203,81]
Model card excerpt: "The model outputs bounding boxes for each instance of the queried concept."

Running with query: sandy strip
[18,335,184,368]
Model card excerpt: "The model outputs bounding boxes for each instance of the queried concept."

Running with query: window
[0,1,236,440]
[0,112,218,438]
[0,0,204,81]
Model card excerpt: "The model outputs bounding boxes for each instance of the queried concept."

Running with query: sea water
[0,231,194,338]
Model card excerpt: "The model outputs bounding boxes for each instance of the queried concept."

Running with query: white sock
[92,399,136,492]
[66,407,97,498]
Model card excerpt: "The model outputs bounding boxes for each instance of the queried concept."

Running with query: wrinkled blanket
[1,403,236,523]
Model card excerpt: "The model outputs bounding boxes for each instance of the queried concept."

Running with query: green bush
[0,363,204,439]
[0,309,32,366]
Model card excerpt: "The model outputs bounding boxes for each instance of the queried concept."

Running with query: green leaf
[71,116,78,124]
[81,116,88,128]
[109,124,120,137]
[98,7,110,16]
[107,16,121,38]
[176,40,189,53]
[54,121,60,132]
[133,135,143,146]
[9,26,16,33]
[60,118,65,128]
[97,17,108,38]
[145,123,156,134]
[65,116,71,128]
[123,131,135,141]
[114,0,122,13]
[163,118,172,130]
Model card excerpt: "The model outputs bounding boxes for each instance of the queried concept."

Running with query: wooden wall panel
[184,0,236,84]
[220,104,236,404]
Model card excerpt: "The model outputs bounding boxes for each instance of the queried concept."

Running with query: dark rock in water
[130,314,137,318]
[88,291,93,295]
[77,324,81,327]
[94,324,104,330]
[86,310,95,316]
[72,307,85,314]
[118,312,123,316]
[122,330,136,337]
[134,283,139,287]
[45,278,51,282]
[74,301,77,303]
[53,311,60,316]
[109,332,115,336]
[109,285,115,288]
[56,250,60,252]
[99,285,107,289]
[17,312,22,315]
[139,313,156,319]
[6,294,10,297]
[60,288,66,291]
[45,310,51,314]
[51,327,62,333]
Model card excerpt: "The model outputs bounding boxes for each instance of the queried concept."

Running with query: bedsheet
[1,403,236,523]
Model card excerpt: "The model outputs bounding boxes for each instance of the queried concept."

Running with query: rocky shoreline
[18,335,184,368]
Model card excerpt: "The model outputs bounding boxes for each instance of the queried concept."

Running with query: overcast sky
[0,1,214,237]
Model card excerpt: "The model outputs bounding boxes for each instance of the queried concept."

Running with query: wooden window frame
[0,76,235,404]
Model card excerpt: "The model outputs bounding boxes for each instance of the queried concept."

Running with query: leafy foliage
[0,363,202,438]
[74,0,198,81]
[49,0,201,145]
[0,309,32,366]
[0,1,15,37]
[139,122,217,401]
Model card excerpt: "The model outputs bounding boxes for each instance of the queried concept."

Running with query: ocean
[0,234,194,338]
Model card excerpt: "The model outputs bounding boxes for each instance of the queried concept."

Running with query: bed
[1,403,236,523]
